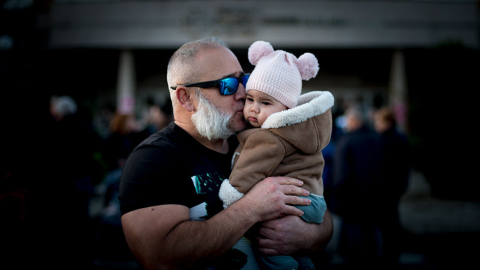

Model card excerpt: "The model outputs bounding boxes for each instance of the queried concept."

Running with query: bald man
[119,38,333,270]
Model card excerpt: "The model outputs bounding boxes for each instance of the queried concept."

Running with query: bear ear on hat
[248,41,274,66]
[296,53,319,81]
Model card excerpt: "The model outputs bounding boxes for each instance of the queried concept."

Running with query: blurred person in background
[143,102,167,134]
[99,112,143,224]
[3,94,104,269]
[119,37,333,270]
[25,95,103,269]
[47,95,104,219]
[50,95,77,122]
[331,104,384,268]
[93,101,116,140]
[93,112,146,262]
[322,97,347,208]
[103,112,143,172]
[138,97,174,137]
[373,106,411,267]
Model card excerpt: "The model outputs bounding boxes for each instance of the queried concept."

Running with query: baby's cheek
[243,106,249,118]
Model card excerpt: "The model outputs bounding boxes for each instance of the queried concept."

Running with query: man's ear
[176,87,195,112]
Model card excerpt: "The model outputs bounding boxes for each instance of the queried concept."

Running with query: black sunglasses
[170,74,250,96]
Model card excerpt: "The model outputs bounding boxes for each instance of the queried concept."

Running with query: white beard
[192,90,235,141]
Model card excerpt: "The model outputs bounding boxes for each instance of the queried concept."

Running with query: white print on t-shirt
[191,175,198,191]
[190,176,208,220]
[189,202,207,221]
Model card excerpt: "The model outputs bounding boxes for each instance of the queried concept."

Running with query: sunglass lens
[242,74,250,87]
[219,78,238,95]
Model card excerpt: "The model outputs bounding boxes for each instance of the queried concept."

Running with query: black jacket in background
[331,125,384,223]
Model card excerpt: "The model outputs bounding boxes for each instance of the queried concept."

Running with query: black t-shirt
[119,122,238,220]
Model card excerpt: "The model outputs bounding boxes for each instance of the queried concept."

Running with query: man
[373,106,411,266]
[119,38,333,270]
[331,104,384,267]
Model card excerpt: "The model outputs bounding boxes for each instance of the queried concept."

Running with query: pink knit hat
[246,41,319,108]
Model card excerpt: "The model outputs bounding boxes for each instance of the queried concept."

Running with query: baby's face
[243,89,288,128]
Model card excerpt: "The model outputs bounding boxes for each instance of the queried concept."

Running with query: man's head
[167,38,247,141]
[374,106,396,134]
[167,37,228,106]
[50,95,77,122]
[344,104,365,132]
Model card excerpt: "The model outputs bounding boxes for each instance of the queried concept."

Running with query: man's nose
[234,83,246,101]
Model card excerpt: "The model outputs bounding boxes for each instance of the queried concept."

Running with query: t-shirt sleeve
[119,144,198,215]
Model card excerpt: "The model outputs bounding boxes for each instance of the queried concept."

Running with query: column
[117,49,136,115]
[388,49,408,133]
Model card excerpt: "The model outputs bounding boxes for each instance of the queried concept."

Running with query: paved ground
[91,169,480,269]
[323,169,480,269]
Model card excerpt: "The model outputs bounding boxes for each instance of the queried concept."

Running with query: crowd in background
[1,93,411,269]
[324,99,411,269]
[1,94,173,269]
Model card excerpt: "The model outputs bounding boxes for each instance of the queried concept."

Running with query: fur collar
[261,91,334,129]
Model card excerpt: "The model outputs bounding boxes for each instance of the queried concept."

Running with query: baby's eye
[246,98,254,102]
[262,102,271,105]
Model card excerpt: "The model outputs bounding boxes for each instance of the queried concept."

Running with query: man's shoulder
[135,122,188,151]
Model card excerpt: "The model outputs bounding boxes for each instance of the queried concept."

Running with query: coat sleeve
[229,130,286,194]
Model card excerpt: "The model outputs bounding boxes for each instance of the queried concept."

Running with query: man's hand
[241,176,311,222]
[256,210,333,256]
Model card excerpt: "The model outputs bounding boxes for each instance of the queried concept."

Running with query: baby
[219,41,334,270]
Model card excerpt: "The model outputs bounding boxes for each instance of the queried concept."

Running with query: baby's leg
[255,253,300,270]
[295,194,327,223]
[294,252,315,270]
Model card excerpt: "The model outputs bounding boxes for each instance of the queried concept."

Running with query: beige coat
[219,91,334,207]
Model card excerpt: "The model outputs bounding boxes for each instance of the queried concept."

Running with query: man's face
[374,113,389,133]
[345,113,361,132]
[192,47,248,135]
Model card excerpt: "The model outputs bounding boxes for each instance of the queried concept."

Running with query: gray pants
[254,194,327,270]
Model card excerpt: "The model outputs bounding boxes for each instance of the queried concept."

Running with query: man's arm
[255,209,333,255]
[121,177,312,270]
